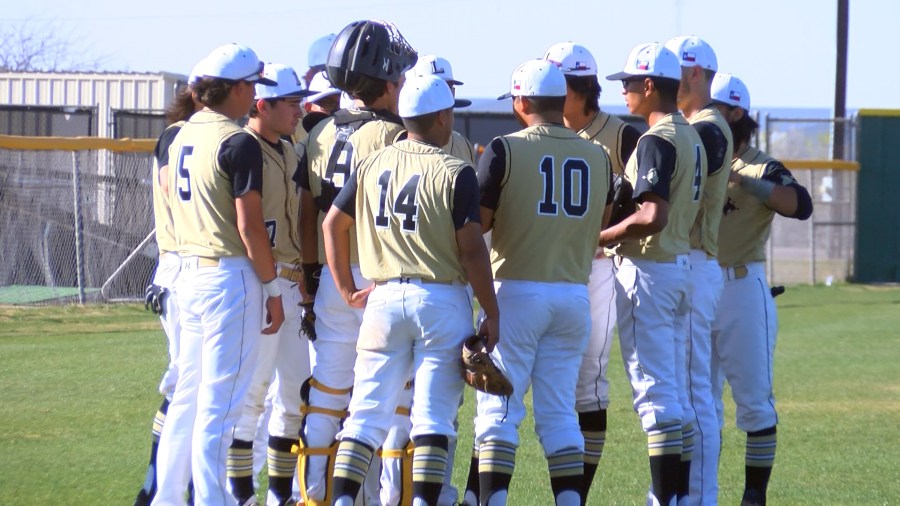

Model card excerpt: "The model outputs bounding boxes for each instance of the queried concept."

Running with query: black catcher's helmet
[325,20,417,96]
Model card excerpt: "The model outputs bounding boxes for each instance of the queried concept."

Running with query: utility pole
[833,0,849,160]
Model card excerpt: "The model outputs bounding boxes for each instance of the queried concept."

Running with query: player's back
[489,124,610,284]
[152,121,185,255]
[616,113,706,262]
[578,110,640,176]
[355,139,469,283]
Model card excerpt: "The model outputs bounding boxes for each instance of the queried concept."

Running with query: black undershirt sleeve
[762,161,814,220]
[693,121,729,175]
[631,135,676,203]
[332,170,358,219]
[476,138,507,210]
[218,132,263,198]
[154,126,181,167]
[619,123,641,168]
[451,166,481,229]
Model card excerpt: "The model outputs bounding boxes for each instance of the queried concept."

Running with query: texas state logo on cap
[664,35,718,71]
[605,42,681,81]
[711,72,751,110]
[498,59,568,100]
[543,41,597,77]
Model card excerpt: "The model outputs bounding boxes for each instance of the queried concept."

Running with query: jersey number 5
[375,170,420,233]
[175,146,194,202]
[538,156,590,217]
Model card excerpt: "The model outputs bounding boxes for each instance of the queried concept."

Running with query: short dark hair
[564,75,601,115]
[351,73,389,105]
[729,111,759,146]
[522,96,567,115]
[193,78,239,108]
[165,86,196,125]
[248,98,282,118]
[650,77,680,103]
[402,110,441,135]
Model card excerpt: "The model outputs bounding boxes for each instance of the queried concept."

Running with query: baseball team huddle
[135,18,813,506]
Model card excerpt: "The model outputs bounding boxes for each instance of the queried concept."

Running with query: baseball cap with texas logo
[497,59,568,100]
[605,42,682,82]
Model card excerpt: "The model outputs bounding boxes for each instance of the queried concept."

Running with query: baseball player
[662,35,734,505]
[151,43,284,506]
[134,74,202,506]
[710,73,812,506]
[292,19,417,506]
[304,33,337,86]
[225,63,314,506]
[474,59,611,506]
[322,73,499,506]
[407,54,477,165]
[543,40,641,501]
[600,43,706,506]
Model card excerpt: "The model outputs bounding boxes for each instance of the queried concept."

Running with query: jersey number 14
[375,170,420,233]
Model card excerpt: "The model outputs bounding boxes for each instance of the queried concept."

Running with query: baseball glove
[299,301,317,341]
[144,284,167,316]
[461,335,513,397]
[608,173,636,227]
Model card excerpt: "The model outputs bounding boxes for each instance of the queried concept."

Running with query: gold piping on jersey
[152,121,184,254]
[688,107,734,257]
[490,124,610,284]
[614,113,707,262]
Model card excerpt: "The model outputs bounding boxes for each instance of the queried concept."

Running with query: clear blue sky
[2,0,893,110]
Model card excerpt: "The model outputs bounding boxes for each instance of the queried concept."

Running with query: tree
[0,19,105,72]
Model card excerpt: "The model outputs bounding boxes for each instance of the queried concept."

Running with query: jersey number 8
[538,156,590,217]
[375,170,420,233]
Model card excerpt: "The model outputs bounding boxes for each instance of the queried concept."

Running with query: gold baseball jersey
[479,124,611,284]
[168,109,262,258]
[300,108,406,263]
[577,110,640,175]
[341,139,476,282]
[245,126,302,265]
[688,106,734,257]
[152,121,184,254]
[444,130,476,165]
[718,146,804,267]
[615,113,707,262]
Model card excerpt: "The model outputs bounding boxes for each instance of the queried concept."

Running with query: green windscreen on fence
[855,110,900,283]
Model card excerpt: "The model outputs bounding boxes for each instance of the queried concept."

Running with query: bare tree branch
[0,19,107,72]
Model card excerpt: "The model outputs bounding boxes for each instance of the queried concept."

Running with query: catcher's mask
[326,20,418,96]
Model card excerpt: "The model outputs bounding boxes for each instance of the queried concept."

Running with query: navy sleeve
[154,126,181,167]
[218,132,263,198]
[332,170,358,219]
[476,138,507,210]
[693,121,729,175]
[762,161,814,220]
[619,123,641,168]
[606,166,615,205]
[631,135,676,203]
[452,166,482,230]
[292,149,311,191]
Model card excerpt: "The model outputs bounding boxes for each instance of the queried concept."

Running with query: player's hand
[262,295,285,335]
[729,171,742,185]
[343,283,374,309]
[478,316,500,353]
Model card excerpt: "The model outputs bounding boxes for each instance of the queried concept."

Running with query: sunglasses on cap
[236,61,266,82]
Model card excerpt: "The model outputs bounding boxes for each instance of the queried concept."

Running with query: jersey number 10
[538,156,590,217]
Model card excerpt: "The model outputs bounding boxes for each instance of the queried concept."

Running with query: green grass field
[1,284,898,505]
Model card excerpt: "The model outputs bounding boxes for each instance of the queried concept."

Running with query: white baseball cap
[188,59,205,86]
[408,55,463,85]
[711,73,751,110]
[664,35,718,71]
[308,34,337,68]
[498,59,567,100]
[605,42,681,81]
[544,42,597,77]
[399,74,469,118]
[255,63,313,100]
[196,43,277,85]
[305,72,341,103]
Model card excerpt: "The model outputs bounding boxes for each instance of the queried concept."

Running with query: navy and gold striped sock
[678,422,695,501]
[462,442,480,505]
[743,426,777,505]
[226,438,255,504]
[647,424,682,505]
[547,446,584,506]
[332,438,375,504]
[578,409,606,501]
[478,440,516,506]
[267,435,298,502]
[411,434,449,505]
[136,398,169,502]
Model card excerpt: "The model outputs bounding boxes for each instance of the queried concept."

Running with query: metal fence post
[72,152,86,304]
[809,169,816,285]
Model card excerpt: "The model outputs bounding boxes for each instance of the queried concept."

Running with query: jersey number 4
[375,170,420,232]
[175,146,194,202]
[538,156,590,217]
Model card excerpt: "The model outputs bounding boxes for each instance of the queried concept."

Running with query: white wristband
[263,278,282,297]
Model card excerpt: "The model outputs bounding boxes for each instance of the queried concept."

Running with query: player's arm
[154,125,181,194]
[322,172,371,308]
[731,161,813,219]
[225,134,284,334]
[619,123,641,170]
[293,149,323,297]
[693,121,729,175]
[599,135,674,246]
[476,138,508,234]
[454,166,500,352]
